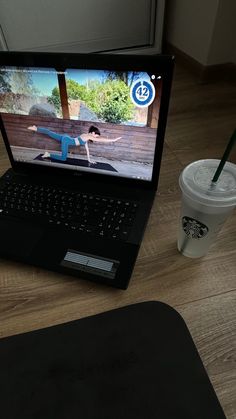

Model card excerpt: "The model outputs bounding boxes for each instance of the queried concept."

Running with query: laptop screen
[0,64,163,182]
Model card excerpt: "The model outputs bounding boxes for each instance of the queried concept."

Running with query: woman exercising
[27,125,121,164]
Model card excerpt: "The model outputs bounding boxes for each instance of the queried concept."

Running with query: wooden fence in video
[1,114,157,163]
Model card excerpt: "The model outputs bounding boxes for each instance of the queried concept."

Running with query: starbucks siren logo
[182,216,209,239]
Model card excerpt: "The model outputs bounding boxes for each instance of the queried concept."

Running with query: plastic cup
[177,159,236,258]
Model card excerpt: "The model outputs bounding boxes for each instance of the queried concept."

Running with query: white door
[0,0,165,53]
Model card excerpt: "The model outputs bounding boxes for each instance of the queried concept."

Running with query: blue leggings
[38,127,77,161]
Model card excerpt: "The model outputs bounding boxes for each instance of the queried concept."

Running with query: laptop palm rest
[0,219,43,258]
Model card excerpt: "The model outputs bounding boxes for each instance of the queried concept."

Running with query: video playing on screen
[0,65,162,181]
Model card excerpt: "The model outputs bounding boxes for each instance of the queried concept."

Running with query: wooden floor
[0,64,236,417]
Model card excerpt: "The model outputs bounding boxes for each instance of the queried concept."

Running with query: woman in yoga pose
[27,125,121,164]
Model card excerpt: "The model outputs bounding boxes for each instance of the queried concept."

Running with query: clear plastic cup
[177,159,236,258]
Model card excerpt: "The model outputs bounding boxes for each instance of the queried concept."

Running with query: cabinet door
[0,0,162,53]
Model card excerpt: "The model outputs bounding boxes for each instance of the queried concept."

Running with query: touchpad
[0,219,43,258]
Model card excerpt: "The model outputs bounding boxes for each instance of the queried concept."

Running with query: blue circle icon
[130,79,155,108]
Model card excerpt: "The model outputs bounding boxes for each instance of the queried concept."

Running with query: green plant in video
[48,77,134,123]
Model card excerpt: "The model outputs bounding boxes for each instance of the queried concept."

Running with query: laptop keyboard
[0,181,139,241]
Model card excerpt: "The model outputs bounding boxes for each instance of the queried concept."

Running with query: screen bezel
[0,51,174,190]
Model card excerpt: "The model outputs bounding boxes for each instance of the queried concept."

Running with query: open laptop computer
[0,52,174,289]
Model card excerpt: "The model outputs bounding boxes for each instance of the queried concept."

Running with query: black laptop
[0,52,174,289]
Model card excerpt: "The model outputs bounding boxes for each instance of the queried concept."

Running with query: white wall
[165,0,219,65]
[232,49,236,65]
[207,0,236,65]
[165,0,236,66]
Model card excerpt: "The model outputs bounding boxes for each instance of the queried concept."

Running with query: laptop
[0,52,174,289]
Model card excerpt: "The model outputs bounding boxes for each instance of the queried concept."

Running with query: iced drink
[178,159,236,258]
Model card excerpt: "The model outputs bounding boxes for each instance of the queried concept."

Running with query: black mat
[34,154,118,171]
[0,302,225,419]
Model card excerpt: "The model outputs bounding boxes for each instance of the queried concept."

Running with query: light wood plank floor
[0,64,235,417]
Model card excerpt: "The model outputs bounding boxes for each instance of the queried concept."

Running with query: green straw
[212,129,236,183]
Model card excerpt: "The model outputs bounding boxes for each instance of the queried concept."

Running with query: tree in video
[48,73,135,124]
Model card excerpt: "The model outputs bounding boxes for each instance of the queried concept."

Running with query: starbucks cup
[177,159,236,258]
